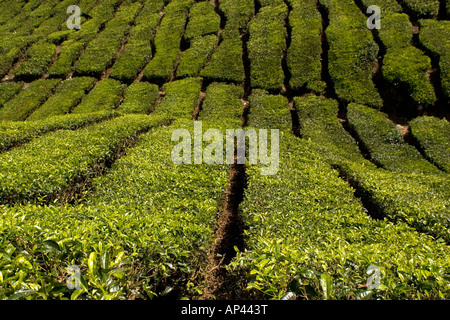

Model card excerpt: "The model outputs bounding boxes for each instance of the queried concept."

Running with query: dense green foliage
[0,119,229,299]
[199,0,254,82]
[295,96,450,243]
[229,94,450,300]
[346,103,440,174]
[72,79,126,114]
[0,0,447,301]
[0,82,23,109]
[75,2,141,77]
[176,35,218,78]
[110,0,165,83]
[27,77,96,120]
[47,0,124,78]
[359,1,437,105]
[198,82,244,125]
[381,14,436,105]
[0,111,119,152]
[154,77,202,119]
[418,19,450,98]
[184,1,220,40]
[248,89,291,130]
[0,79,60,122]
[287,0,326,93]
[398,0,440,18]
[410,116,450,172]
[118,82,160,114]
[13,40,56,80]
[143,0,193,82]
[200,35,245,82]
[247,3,287,91]
[319,0,383,108]
[0,115,169,205]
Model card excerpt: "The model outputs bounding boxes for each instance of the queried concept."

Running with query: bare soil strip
[1,54,25,83]
[42,45,62,80]
[199,2,257,299]
[200,163,247,300]
[193,80,209,120]
[147,86,165,115]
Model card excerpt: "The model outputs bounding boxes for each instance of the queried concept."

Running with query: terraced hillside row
[0,0,448,300]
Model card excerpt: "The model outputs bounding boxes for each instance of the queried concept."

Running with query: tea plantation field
[0,0,449,300]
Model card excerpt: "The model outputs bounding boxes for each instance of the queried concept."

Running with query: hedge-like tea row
[74,2,141,77]
[0,0,45,34]
[0,45,21,79]
[176,35,218,78]
[397,0,440,18]
[198,82,243,125]
[359,0,437,105]
[247,3,287,91]
[0,0,26,26]
[346,103,440,174]
[154,77,202,119]
[410,115,450,172]
[27,77,96,120]
[344,163,450,243]
[294,95,365,164]
[198,0,254,82]
[319,0,382,108]
[358,0,402,13]
[418,19,450,98]
[0,111,118,152]
[0,79,60,122]
[219,0,254,33]
[143,0,194,82]
[110,0,165,82]
[248,89,291,130]
[0,0,78,79]
[118,82,160,114]
[228,93,450,299]
[378,13,436,105]
[31,0,78,38]
[287,0,326,93]
[0,114,170,205]
[230,134,450,299]
[48,0,123,78]
[295,95,450,242]
[0,82,23,109]
[4,0,59,36]
[0,0,53,77]
[199,34,245,83]
[13,40,55,80]
[47,41,84,78]
[0,118,230,299]
[72,79,126,114]
[184,0,220,40]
